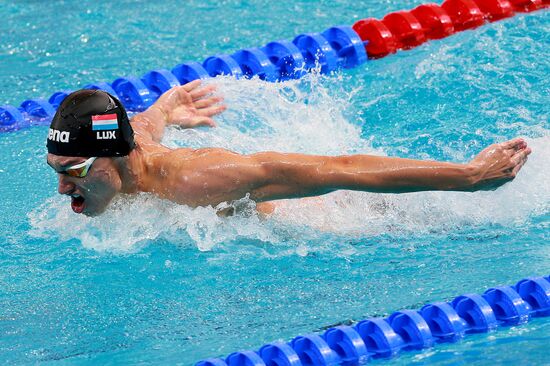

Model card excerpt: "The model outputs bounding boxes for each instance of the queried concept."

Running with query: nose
[58,174,76,195]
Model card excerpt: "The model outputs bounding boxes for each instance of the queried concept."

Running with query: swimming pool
[0,0,548,364]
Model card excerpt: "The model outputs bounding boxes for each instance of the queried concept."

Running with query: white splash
[163,73,378,155]
[28,194,279,253]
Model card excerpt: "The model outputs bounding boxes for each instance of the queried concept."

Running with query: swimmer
[46,81,531,216]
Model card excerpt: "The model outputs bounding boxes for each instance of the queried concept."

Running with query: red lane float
[381,11,427,49]
[508,0,543,11]
[441,0,486,31]
[410,3,455,39]
[352,18,397,58]
[472,0,515,20]
[353,0,545,61]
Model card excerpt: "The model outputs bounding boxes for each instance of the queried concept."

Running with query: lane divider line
[1,1,547,133]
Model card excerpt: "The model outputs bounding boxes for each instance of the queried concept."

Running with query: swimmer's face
[46,154,122,216]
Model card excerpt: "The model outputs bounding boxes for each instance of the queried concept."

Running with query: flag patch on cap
[92,113,119,131]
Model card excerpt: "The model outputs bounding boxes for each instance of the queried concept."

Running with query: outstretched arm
[130,80,226,142]
[249,138,531,201]
[164,138,531,207]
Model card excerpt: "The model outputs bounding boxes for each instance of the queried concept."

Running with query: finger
[511,156,527,176]
[194,96,223,109]
[512,147,532,162]
[501,138,526,150]
[169,85,195,104]
[197,104,227,117]
[190,85,217,101]
[189,116,216,127]
[510,148,530,165]
[182,79,202,92]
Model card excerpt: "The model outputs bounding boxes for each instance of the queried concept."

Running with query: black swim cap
[47,89,135,157]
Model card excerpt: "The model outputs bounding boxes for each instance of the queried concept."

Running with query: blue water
[1,1,549,365]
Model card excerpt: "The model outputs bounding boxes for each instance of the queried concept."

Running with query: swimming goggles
[51,157,98,178]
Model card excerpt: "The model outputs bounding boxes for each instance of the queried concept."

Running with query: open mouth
[70,194,86,214]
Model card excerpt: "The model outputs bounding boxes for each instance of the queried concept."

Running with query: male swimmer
[46,81,531,216]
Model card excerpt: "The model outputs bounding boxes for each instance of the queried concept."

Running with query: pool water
[0,1,549,365]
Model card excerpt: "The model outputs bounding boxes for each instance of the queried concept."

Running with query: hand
[151,80,226,128]
[468,138,531,190]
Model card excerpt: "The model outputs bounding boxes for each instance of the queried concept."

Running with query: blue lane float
[203,55,244,78]
[1,25,365,133]
[261,40,306,80]
[20,98,56,120]
[516,277,550,316]
[195,276,550,365]
[323,326,369,364]
[172,62,210,84]
[111,76,156,111]
[292,33,339,74]
[48,91,71,109]
[259,343,301,366]
[354,318,403,358]
[0,105,26,131]
[321,27,368,69]
[141,69,181,97]
[450,293,498,333]
[419,302,466,342]
[232,48,279,82]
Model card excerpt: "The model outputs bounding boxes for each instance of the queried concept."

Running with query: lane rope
[197,275,550,365]
[1,0,547,132]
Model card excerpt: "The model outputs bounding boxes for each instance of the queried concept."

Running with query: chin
[82,203,109,217]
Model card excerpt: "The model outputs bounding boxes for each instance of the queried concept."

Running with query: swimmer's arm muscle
[247,140,530,201]
[246,153,478,202]
[162,139,529,206]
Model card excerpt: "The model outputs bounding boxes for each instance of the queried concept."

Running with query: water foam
[28,193,279,252]
[162,74,372,155]
[29,74,549,253]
